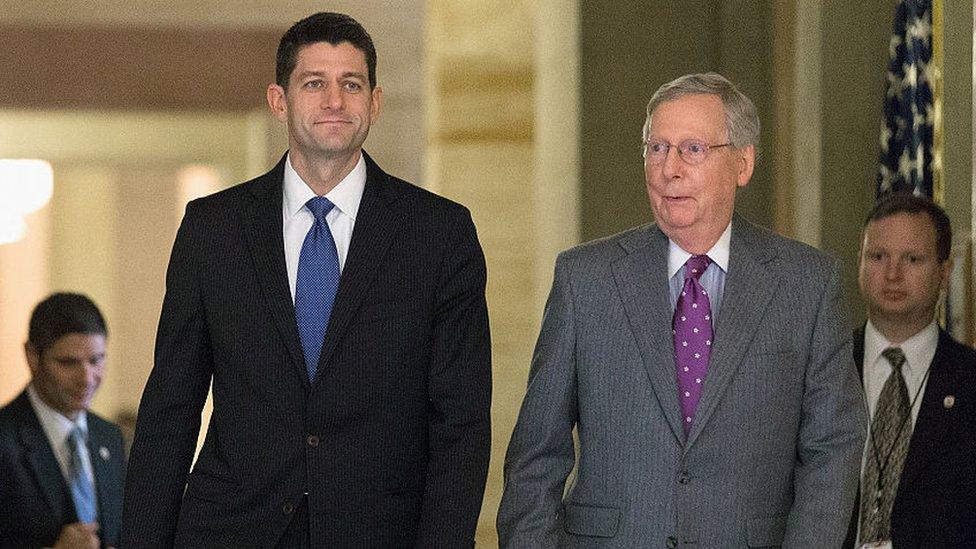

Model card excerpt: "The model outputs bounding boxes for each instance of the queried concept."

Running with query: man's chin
[654,215,698,235]
[872,305,919,323]
[312,141,366,159]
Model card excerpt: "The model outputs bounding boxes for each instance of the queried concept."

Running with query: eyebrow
[54,352,105,362]
[296,70,367,81]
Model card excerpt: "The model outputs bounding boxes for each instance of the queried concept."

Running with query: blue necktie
[68,426,97,523]
[295,196,341,380]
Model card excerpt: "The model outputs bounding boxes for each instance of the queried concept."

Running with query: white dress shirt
[282,153,366,301]
[26,384,95,485]
[667,221,731,327]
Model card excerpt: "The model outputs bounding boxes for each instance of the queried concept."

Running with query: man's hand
[53,522,99,549]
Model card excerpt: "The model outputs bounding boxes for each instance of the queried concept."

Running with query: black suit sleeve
[121,201,213,548]
[416,208,492,547]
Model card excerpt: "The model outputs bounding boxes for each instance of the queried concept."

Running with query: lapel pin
[99,446,111,461]
[944,395,955,409]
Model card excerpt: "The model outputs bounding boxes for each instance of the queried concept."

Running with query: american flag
[877,0,935,198]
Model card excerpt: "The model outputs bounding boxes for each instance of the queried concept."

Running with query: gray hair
[641,72,760,148]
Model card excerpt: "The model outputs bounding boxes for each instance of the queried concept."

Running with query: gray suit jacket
[498,215,866,547]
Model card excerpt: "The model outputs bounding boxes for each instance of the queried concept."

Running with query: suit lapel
[899,331,956,489]
[611,225,685,442]
[686,216,779,447]
[240,156,309,385]
[14,394,69,521]
[847,326,866,549]
[853,326,866,377]
[87,422,115,522]
[315,153,404,382]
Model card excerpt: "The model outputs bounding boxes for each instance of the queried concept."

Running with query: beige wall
[818,0,893,325]
[0,210,49,404]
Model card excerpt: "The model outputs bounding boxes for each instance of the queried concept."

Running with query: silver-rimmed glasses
[642,138,732,165]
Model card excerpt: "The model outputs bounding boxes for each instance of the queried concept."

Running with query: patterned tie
[68,426,97,523]
[673,255,714,437]
[295,197,341,380]
[859,347,912,543]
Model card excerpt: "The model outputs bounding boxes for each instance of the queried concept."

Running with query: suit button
[307,435,320,447]
[678,472,690,485]
[666,536,678,548]
[283,503,295,515]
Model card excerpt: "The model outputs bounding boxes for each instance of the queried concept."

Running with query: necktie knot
[68,425,85,470]
[882,347,906,374]
[306,196,335,223]
[684,255,712,281]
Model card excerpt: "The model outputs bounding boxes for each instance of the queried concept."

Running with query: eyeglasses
[642,138,732,166]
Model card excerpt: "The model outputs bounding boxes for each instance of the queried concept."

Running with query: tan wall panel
[0,25,279,111]
[49,167,120,417]
[428,2,544,544]
[0,209,50,404]
[113,168,178,415]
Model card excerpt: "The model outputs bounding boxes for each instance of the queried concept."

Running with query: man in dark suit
[498,73,865,546]
[0,293,125,548]
[845,193,976,548]
[121,12,491,548]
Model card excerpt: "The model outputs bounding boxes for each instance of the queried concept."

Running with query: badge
[99,446,111,461]
[944,395,955,409]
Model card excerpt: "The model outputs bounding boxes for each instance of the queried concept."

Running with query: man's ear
[24,342,40,376]
[939,257,953,294]
[370,85,383,122]
[735,145,755,188]
[267,84,288,122]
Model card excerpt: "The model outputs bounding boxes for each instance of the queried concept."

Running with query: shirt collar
[27,383,88,442]
[667,221,732,279]
[863,318,939,375]
[282,153,367,220]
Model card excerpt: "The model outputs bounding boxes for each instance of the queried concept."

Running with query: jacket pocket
[746,514,787,547]
[562,503,620,538]
[183,471,240,505]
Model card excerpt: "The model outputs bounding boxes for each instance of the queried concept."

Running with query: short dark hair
[865,192,952,262]
[276,12,377,90]
[28,293,107,356]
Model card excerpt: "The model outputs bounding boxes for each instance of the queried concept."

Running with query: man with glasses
[498,72,866,547]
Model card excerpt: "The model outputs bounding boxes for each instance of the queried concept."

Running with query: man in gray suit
[498,73,866,547]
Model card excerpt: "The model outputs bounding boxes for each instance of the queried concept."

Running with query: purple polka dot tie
[673,255,713,437]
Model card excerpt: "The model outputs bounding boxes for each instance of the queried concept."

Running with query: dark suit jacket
[0,389,126,548]
[121,152,492,548]
[845,326,976,548]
